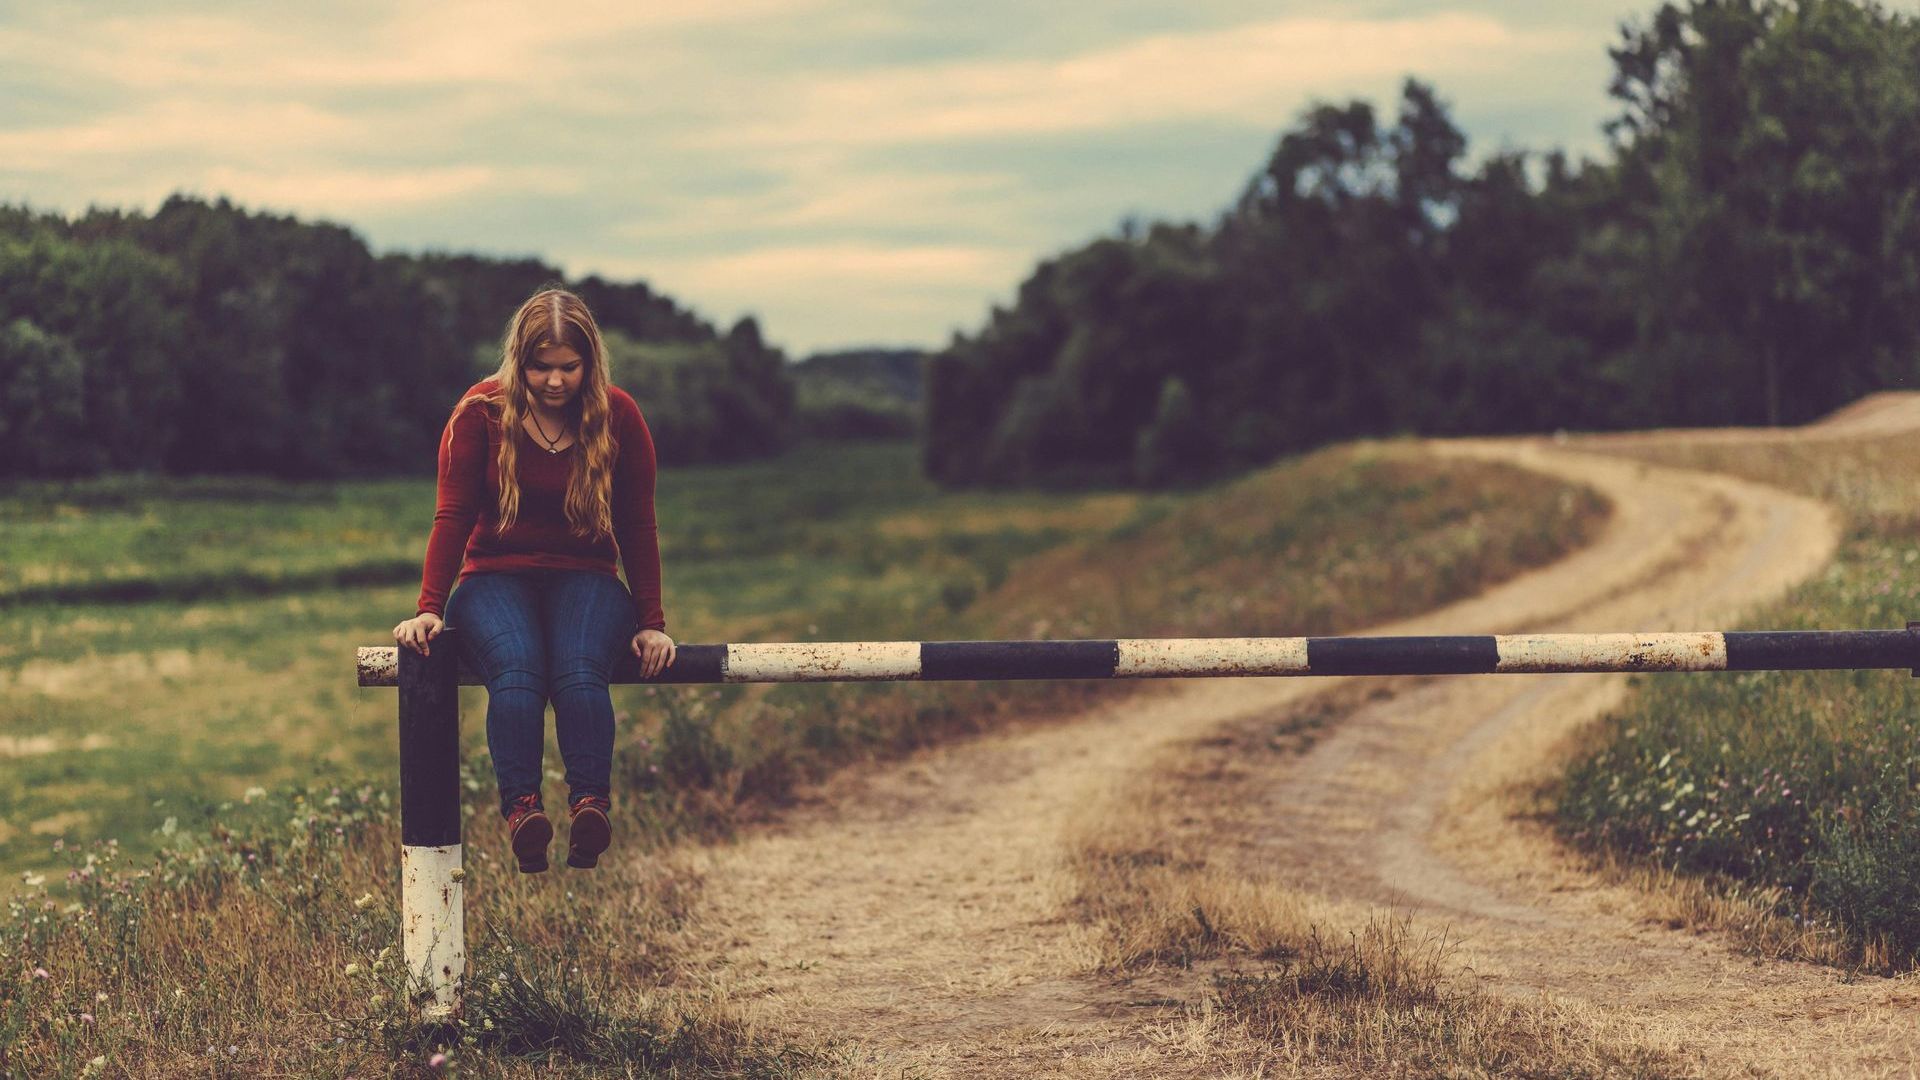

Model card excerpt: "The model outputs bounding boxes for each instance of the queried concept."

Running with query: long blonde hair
[449,286,619,539]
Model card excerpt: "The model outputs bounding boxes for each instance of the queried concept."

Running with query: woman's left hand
[632,628,677,679]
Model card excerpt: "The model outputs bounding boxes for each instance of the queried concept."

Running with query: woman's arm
[416,400,489,618]
[611,394,666,633]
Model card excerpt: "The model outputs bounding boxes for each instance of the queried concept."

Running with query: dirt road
[679,429,1920,1077]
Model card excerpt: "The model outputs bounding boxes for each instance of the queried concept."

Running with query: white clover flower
[344,963,361,977]
[353,893,375,910]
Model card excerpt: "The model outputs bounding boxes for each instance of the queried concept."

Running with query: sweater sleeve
[416,400,489,618]
[612,395,667,632]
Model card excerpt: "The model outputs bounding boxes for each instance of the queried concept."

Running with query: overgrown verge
[1554,433,1920,971]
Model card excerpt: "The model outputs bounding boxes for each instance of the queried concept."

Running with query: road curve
[675,436,1920,1077]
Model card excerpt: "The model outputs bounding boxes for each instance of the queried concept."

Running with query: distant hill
[791,348,926,440]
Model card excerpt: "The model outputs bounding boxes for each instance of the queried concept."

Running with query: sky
[0,1,1849,355]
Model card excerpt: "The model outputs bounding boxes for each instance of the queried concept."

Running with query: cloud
[192,164,578,216]
[703,13,1580,147]
[648,241,1021,290]
[0,99,356,166]
[0,0,824,93]
[614,167,1032,243]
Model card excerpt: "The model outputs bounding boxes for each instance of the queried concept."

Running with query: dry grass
[0,776,812,1078]
[1064,685,1707,1077]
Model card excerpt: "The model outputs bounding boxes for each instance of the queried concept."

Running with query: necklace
[528,410,568,454]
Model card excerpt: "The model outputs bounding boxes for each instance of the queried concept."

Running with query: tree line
[926,0,1920,488]
[0,195,795,479]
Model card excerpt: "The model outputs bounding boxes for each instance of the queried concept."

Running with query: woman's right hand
[394,612,445,656]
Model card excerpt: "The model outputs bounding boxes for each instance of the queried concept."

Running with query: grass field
[1555,434,1920,969]
[0,441,1151,881]
[0,438,1606,1076]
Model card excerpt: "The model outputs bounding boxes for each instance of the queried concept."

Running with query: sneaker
[504,793,552,874]
[567,795,612,869]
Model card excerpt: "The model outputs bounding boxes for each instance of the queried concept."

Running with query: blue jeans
[445,569,636,817]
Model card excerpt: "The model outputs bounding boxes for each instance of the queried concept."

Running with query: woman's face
[525,343,586,409]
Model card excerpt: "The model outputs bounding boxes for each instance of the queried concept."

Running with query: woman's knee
[548,656,612,700]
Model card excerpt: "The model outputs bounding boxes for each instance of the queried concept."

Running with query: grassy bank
[0,439,1605,1076]
[1554,434,1920,969]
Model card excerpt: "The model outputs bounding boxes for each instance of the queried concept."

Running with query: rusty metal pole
[396,630,463,1018]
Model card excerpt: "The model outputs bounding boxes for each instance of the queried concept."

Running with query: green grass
[0,441,1150,880]
[1555,435,1920,969]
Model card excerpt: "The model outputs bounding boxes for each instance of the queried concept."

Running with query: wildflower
[79,1012,94,1024]
[32,967,49,980]
[369,993,386,1008]
[81,1057,105,1078]
[353,892,375,910]
[96,991,108,1002]
[227,1045,238,1056]
[22,874,43,887]
[344,963,362,977]
[428,1052,448,1071]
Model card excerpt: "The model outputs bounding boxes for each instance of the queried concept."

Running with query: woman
[393,286,675,874]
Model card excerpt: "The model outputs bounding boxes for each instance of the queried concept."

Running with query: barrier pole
[365,624,1920,1019]
[395,629,463,1018]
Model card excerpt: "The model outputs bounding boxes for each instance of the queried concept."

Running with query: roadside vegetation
[1555,431,1920,970]
[0,438,1602,1075]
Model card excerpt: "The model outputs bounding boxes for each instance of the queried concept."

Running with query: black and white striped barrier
[365,625,1920,1015]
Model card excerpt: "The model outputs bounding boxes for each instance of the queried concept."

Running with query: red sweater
[416,379,666,631]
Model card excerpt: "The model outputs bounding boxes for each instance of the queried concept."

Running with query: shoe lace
[570,794,610,815]
[508,793,543,820]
